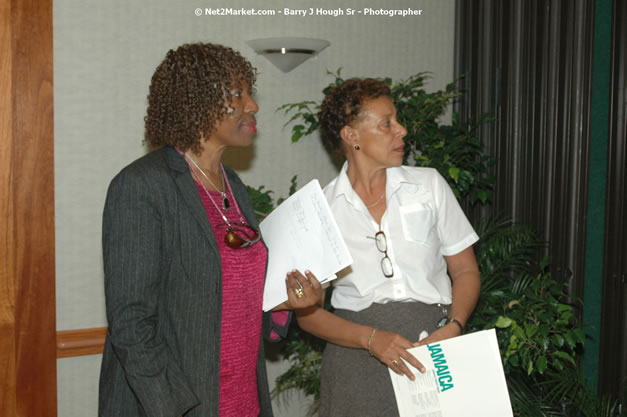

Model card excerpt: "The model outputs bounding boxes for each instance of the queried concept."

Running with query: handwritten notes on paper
[260,179,353,311]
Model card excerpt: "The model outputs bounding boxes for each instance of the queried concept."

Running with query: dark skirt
[319,301,448,417]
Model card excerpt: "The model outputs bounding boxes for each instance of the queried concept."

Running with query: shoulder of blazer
[110,147,192,198]
[104,148,193,229]
[110,147,179,183]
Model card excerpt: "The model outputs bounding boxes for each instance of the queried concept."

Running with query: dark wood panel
[0,0,17,413]
[57,328,107,358]
[0,0,57,416]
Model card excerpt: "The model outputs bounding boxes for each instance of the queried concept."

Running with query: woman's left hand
[274,269,323,311]
[412,322,462,347]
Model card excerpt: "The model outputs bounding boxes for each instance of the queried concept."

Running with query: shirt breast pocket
[399,204,435,245]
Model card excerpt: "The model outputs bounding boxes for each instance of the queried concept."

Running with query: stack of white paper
[389,329,513,417]
[260,179,353,311]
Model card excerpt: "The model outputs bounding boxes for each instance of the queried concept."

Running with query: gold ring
[392,359,399,366]
[295,288,304,298]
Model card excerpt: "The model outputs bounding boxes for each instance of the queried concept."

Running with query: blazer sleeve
[263,311,292,342]
[102,169,198,417]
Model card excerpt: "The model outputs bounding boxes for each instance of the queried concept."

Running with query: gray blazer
[98,147,285,417]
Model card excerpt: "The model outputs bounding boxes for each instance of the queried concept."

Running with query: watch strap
[446,317,464,333]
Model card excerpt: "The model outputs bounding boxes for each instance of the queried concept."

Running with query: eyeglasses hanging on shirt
[368,230,394,278]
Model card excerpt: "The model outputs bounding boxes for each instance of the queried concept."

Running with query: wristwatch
[436,316,464,333]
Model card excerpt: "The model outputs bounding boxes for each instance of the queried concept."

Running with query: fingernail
[305,270,311,274]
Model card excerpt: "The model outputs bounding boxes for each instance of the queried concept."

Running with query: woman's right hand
[273,269,323,311]
[368,328,426,380]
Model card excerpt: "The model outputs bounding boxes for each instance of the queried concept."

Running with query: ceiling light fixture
[246,37,330,73]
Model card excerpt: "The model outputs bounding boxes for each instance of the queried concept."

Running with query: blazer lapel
[163,147,220,255]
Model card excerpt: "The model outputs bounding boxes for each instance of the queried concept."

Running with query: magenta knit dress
[197,185,267,417]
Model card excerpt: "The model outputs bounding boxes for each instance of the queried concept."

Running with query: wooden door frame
[0,0,57,416]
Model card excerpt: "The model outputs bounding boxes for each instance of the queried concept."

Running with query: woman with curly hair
[98,43,321,417]
[293,78,481,416]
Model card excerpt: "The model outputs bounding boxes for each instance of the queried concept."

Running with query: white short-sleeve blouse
[324,162,479,312]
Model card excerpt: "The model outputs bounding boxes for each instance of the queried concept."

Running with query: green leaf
[551,334,564,348]
[559,311,573,323]
[536,325,550,338]
[572,328,585,344]
[509,355,519,367]
[448,166,460,182]
[495,316,513,328]
[287,175,298,196]
[536,356,548,374]
[553,351,576,366]
[524,323,538,338]
[556,303,571,313]
[513,326,525,339]
[291,131,304,143]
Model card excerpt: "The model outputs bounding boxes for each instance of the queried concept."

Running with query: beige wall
[54,0,456,415]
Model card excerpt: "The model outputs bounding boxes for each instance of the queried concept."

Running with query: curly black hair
[144,43,256,153]
[318,78,391,152]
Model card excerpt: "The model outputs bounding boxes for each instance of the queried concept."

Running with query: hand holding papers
[260,179,353,311]
[389,329,513,417]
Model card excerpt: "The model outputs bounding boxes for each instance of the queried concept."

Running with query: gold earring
[354,144,360,150]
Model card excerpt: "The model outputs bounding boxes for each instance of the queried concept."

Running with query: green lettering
[439,375,453,384]
[440,382,454,392]
[427,344,442,354]
[436,364,449,376]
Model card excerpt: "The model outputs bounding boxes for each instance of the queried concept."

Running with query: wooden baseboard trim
[56,327,107,358]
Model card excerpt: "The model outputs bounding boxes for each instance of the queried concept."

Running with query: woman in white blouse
[294,78,481,417]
